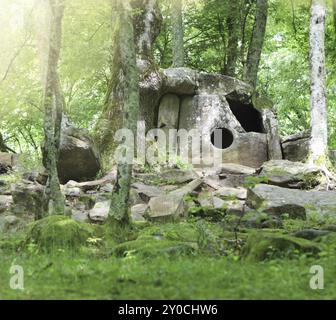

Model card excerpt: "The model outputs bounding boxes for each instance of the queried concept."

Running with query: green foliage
[244,175,269,188]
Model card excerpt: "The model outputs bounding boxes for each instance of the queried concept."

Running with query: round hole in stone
[211,128,234,149]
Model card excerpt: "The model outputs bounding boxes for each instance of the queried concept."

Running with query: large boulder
[247,184,336,219]
[58,118,101,184]
[259,160,322,189]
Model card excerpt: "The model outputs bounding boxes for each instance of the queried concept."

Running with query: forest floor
[1,219,336,300]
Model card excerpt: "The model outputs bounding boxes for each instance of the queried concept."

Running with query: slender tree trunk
[244,0,268,89]
[171,0,184,67]
[240,1,252,69]
[333,0,336,35]
[309,0,328,165]
[108,0,140,230]
[42,0,65,216]
[224,1,240,77]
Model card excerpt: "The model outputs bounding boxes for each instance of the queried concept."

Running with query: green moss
[242,231,321,262]
[25,215,95,252]
[137,222,198,242]
[113,237,197,257]
[78,194,96,210]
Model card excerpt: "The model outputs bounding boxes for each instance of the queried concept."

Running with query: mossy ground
[0,218,336,299]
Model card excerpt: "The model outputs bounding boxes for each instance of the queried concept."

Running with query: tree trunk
[224,1,240,77]
[96,0,162,165]
[171,0,184,67]
[333,0,336,35]
[42,0,65,216]
[309,0,328,165]
[107,0,140,230]
[244,0,268,89]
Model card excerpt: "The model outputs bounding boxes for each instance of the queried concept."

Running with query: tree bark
[42,0,65,216]
[333,0,336,35]
[309,0,328,165]
[96,0,162,164]
[224,0,240,77]
[171,0,184,67]
[244,0,268,89]
[107,0,140,230]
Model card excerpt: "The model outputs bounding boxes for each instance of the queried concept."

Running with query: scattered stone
[259,160,322,189]
[131,212,146,222]
[89,201,110,223]
[170,178,203,197]
[65,170,116,192]
[100,183,113,193]
[129,188,146,206]
[11,180,44,218]
[132,183,165,202]
[212,196,225,209]
[72,210,89,223]
[225,200,246,215]
[0,195,13,213]
[198,194,213,208]
[159,169,199,184]
[131,204,148,216]
[216,163,256,176]
[215,186,247,200]
[147,195,185,221]
[247,184,336,219]
[63,187,81,197]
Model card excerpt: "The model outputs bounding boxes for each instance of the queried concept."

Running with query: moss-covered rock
[137,222,198,242]
[242,232,321,262]
[259,160,322,189]
[25,215,95,252]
